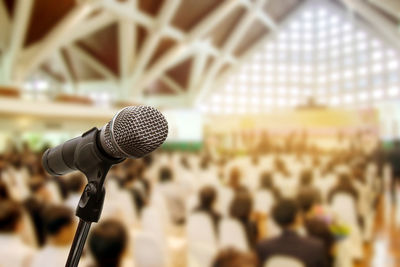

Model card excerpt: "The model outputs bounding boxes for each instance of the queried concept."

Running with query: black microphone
[42,105,168,176]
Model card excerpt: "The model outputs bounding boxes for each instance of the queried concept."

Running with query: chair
[141,206,166,245]
[219,218,249,251]
[187,242,216,267]
[264,256,304,267]
[133,231,167,267]
[254,190,275,214]
[187,212,218,248]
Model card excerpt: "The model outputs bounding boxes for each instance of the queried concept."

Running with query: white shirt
[30,245,70,267]
[0,234,34,267]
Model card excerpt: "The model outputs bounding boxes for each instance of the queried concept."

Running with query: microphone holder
[64,128,123,267]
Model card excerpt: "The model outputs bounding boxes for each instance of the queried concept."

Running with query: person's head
[67,174,85,194]
[272,199,300,229]
[198,186,217,210]
[0,200,21,233]
[300,170,313,187]
[338,173,352,187]
[43,205,75,245]
[89,220,127,267]
[230,192,252,221]
[229,168,241,189]
[259,172,273,189]
[212,248,258,267]
[159,166,173,183]
[297,191,318,215]
[199,156,211,170]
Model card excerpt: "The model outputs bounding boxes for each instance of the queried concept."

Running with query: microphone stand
[64,128,123,267]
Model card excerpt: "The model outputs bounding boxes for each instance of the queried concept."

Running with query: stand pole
[65,220,92,267]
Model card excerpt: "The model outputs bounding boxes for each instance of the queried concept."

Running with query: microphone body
[42,106,168,176]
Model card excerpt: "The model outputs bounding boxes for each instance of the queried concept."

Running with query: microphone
[42,106,168,176]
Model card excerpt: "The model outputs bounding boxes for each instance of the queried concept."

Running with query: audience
[256,199,328,267]
[0,134,385,267]
[88,219,128,267]
[0,200,34,267]
[31,205,75,267]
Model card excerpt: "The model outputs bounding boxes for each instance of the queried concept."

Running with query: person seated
[259,172,281,200]
[298,192,335,266]
[328,173,358,203]
[0,200,34,267]
[228,168,247,193]
[194,186,221,234]
[297,170,321,203]
[88,219,128,267]
[230,191,258,248]
[213,248,258,267]
[31,205,76,267]
[156,166,186,224]
[256,199,328,267]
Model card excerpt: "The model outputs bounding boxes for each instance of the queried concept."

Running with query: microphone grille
[103,106,168,158]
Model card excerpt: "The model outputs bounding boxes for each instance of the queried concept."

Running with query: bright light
[344,70,354,79]
[330,16,339,25]
[344,46,353,54]
[318,76,326,84]
[358,91,369,101]
[225,95,234,103]
[330,72,340,81]
[373,89,383,99]
[251,96,260,105]
[344,94,354,104]
[343,23,352,31]
[199,105,209,113]
[388,86,399,96]
[277,98,287,106]
[357,42,367,51]
[318,9,327,17]
[356,31,367,40]
[302,11,313,20]
[372,51,383,60]
[358,67,368,76]
[212,94,222,103]
[388,60,399,70]
[290,21,300,30]
[372,63,383,73]
[279,32,288,40]
[331,96,340,106]
[225,84,234,92]
[35,80,49,91]
[290,87,299,95]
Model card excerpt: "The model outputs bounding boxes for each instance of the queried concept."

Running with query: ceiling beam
[1,0,33,84]
[0,0,11,52]
[54,50,75,90]
[160,75,184,93]
[118,0,136,81]
[132,0,241,99]
[128,0,181,97]
[341,0,400,50]
[16,2,96,82]
[194,0,271,105]
[69,44,117,81]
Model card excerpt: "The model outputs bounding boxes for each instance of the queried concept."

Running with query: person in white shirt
[0,200,34,267]
[30,205,76,267]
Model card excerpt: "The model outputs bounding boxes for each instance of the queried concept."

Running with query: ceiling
[0,0,399,107]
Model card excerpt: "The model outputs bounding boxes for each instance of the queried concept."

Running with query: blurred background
[0,0,399,266]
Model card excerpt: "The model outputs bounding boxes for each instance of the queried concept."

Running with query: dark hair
[212,248,258,267]
[142,155,153,167]
[297,191,317,213]
[43,205,73,236]
[67,174,85,193]
[259,172,273,189]
[0,201,21,232]
[272,199,298,228]
[199,186,217,210]
[89,220,127,267]
[159,167,173,183]
[300,170,313,186]
[0,181,9,200]
[230,192,252,221]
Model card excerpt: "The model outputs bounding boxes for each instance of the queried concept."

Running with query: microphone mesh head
[102,106,168,158]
